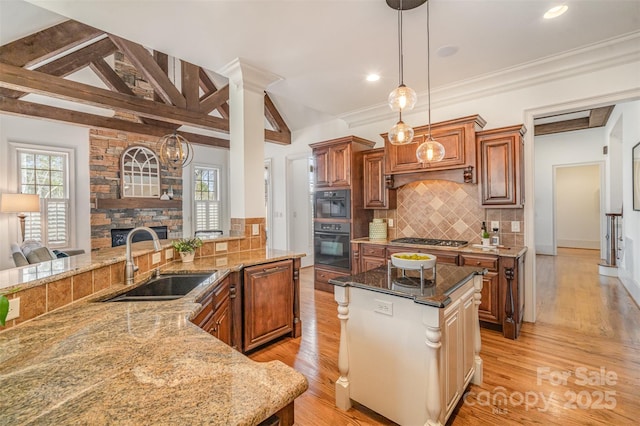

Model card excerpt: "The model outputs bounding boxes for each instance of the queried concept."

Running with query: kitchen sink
[105,273,213,302]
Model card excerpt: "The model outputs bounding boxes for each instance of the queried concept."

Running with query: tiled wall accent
[230,217,267,249]
[89,129,183,249]
[374,180,524,246]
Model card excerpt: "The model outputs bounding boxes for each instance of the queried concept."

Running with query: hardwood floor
[249,250,640,425]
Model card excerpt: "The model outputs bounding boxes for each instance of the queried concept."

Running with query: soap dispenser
[490,228,500,246]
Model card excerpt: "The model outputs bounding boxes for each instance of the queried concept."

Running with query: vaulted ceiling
[2,0,639,133]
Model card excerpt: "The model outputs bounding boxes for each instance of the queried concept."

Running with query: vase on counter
[180,251,195,263]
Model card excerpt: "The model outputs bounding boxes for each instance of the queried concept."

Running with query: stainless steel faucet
[125,226,161,285]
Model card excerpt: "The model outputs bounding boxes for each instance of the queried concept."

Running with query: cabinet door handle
[476,261,482,266]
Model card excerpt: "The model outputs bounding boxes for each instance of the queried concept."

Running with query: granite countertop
[329,263,483,308]
[0,250,308,425]
[352,237,528,258]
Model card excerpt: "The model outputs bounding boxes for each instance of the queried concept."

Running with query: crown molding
[340,31,640,128]
[218,57,282,94]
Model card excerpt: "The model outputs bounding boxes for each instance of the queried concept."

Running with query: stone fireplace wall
[89,129,183,250]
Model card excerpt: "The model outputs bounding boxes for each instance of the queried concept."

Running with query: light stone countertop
[352,237,528,258]
[0,249,308,425]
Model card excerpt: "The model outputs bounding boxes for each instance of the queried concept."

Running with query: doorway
[554,163,603,253]
[287,155,314,268]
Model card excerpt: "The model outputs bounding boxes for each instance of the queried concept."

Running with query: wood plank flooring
[249,249,640,425]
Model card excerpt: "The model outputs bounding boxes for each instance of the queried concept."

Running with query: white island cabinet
[330,264,484,426]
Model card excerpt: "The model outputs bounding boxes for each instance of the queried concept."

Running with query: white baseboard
[535,245,555,255]
[557,239,600,249]
[618,267,640,307]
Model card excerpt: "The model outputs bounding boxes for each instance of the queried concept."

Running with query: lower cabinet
[243,259,294,352]
[193,275,233,347]
[459,253,500,324]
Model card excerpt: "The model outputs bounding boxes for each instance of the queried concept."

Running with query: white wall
[605,101,640,305]
[0,115,91,270]
[534,128,606,255]
[555,164,601,249]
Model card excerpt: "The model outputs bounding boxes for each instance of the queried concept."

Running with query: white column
[218,59,282,219]
[334,286,351,411]
[424,326,442,426]
[472,274,484,385]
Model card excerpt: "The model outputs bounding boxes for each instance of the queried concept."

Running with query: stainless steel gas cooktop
[391,237,469,248]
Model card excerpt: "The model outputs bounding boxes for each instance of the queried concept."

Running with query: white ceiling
[2,0,639,131]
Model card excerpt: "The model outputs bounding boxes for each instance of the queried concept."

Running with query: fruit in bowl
[391,252,437,270]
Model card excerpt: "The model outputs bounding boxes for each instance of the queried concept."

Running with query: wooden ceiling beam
[199,84,229,114]
[0,97,230,149]
[0,62,230,133]
[0,20,103,68]
[534,117,590,136]
[181,60,200,111]
[90,58,135,95]
[153,51,169,103]
[589,105,614,128]
[35,37,117,78]
[265,129,291,145]
[264,93,291,144]
[199,67,229,119]
[108,35,186,108]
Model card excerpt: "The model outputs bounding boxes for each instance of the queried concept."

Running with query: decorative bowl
[390,252,437,270]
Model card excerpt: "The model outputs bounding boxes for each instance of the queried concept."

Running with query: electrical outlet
[511,221,521,232]
[151,252,161,265]
[252,223,260,236]
[216,257,228,267]
[6,297,20,321]
[165,248,173,260]
[374,299,393,316]
[216,242,228,252]
[491,221,499,230]
[388,218,394,228]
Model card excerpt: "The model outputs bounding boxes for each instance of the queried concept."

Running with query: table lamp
[0,193,40,242]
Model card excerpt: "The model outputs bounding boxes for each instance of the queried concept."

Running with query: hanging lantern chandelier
[416,0,445,163]
[158,131,193,170]
[387,0,419,145]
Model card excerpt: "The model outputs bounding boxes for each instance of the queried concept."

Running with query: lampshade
[158,132,193,170]
[0,193,40,213]
[388,119,415,145]
[388,84,417,112]
[416,137,445,163]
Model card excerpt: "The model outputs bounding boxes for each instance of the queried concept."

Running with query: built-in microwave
[314,189,350,219]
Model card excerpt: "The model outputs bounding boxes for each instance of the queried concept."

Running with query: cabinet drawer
[193,295,213,327]
[459,254,498,271]
[212,278,230,311]
[361,244,386,258]
[315,267,348,284]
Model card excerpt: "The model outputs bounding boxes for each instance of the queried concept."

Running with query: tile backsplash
[374,180,524,246]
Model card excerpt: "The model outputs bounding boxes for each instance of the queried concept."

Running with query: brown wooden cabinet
[363,148,396,209]
[243,259,294,352]
[360,243,387,272]
[383,115,486,179]
[477,124,526,207]
[193,275,233,347]
[459,253,500,324]
[310,136,375,189]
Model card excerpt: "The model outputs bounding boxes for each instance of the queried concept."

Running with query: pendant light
[416,0,445,163]
[159,131,193,170]
[388,0,416,145]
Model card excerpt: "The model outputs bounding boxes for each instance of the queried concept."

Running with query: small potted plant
[171,237,203,263]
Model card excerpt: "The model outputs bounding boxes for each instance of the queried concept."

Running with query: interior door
[289,156,314,267]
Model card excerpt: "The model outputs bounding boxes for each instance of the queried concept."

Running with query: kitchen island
[329,263,484,426]
[0,248,308,425]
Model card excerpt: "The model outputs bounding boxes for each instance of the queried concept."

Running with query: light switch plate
[165,249,173,260]
[216,242,228,252]
[388,219,394,228]
[511,221,521,232]
[151,252,161,265]
[6,297,20,321]
[491,221,499,230]
[252,223,260,235]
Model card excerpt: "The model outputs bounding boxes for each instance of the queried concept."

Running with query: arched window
[121,146,160,198]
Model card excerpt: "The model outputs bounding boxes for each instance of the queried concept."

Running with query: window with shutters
[194,167,221,231]
[18,148,70,248]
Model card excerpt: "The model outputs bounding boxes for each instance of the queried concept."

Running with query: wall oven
[314,222,351,271]
[314,189,350,219]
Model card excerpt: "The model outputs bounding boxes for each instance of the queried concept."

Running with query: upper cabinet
[310,136,375,189]
[477,124,526,207]
[363,148,396,209]
[382,115,486,181]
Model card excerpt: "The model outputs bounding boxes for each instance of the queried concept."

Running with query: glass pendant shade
[416,137,445,163]
[388,84,417,112]
[388,120,415,145]
[159,132,194,170]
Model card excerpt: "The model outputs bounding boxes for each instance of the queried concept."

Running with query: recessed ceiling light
[544,5,568,19]
[366,73,380,82]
